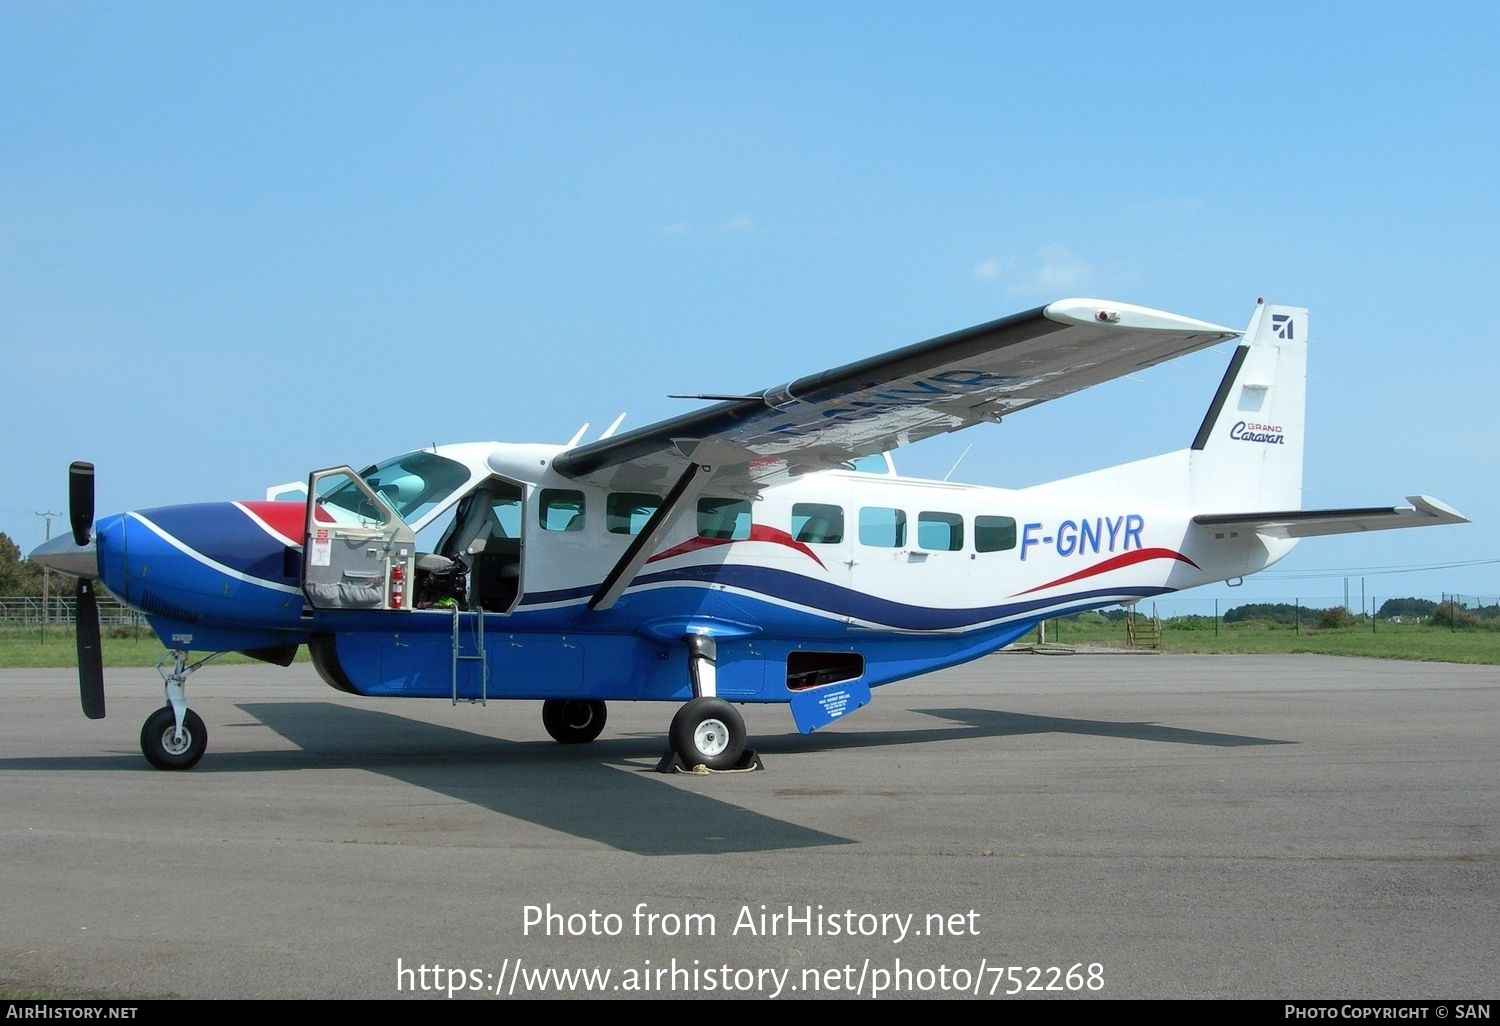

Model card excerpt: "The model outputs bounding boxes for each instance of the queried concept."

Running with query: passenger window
[918,511,964,551]
[538,489,585,532]
[975,515,1018,552]
[858,507,906,547]
[791,503,844,544]
[607,492,662,535]
[697,497,751,540]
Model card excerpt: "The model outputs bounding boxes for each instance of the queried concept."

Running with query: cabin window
[858,507,906,547]
[975,515,1018,552]
[697,497,752,540]
[918,511,964,551]
[791,503,844,544]
[538,489,585,532]
[607,492,662,535]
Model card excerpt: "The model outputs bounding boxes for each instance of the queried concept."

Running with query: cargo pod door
[302,466,417,610]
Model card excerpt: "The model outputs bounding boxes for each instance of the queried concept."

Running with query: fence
[1128,593,1499,623]
[0,595,145,627]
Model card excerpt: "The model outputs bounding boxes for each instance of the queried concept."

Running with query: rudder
[1188,300,1307,513]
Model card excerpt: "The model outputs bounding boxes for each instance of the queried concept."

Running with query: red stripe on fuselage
[648,525,828,571]
[1017,547,1200,595]
[239,501,308,546]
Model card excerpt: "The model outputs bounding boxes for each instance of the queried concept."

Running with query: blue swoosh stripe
[520,563,1168,631]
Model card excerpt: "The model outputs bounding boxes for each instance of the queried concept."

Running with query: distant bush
[1165,615,1216,632]
[1376,597,1438,621]
[1317,606,1358,629]
[1224,602,1303,625]
[1431,601,1483,629]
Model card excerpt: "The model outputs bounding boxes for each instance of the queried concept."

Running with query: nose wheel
[139,648,217,770]
[141,706,207,770]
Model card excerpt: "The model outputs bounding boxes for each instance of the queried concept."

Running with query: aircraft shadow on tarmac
[765,707,1297,753]
[0,702,1291,856]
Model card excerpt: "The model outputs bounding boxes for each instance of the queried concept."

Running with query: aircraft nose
[29,534,100,580]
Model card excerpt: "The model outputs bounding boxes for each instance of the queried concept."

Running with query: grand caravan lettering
[1231,421,1287,445]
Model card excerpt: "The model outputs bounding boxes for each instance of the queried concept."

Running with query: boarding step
[451,606,489,705]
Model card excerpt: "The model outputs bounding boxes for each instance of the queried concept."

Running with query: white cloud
[719,214,756,234]
[972,246,1092,297]
[1026,243,1092,291]
[659,222,691,236]
[978,243,1092,297]
[972,255,1010,280]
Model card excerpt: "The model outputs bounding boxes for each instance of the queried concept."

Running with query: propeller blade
[69,461,95,547]
[76,578,105,719]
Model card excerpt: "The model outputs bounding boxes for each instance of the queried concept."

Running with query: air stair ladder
[451,605,489,705]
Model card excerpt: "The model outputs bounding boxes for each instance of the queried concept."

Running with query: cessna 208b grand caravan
[32,298,1467,771]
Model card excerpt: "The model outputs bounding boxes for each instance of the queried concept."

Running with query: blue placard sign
[789,681,872,734]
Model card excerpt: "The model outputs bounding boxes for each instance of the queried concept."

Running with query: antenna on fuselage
[599,412,628,439]
[943,443,974,482]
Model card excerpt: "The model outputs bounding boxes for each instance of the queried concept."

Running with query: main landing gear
[670,634,748,770]
[668,696,747,771]
[537,635,752,771]
[140,649,217,770]
[541,699,608,744]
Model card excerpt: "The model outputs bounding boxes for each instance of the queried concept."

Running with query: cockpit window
[314,471,393,526]
[355,451,473,524]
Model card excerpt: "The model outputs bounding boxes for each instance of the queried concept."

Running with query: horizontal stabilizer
[1194,495,1468,539]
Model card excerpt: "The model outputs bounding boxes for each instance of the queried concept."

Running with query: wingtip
[1043,298,1237,336]
[1406,495,1470,524]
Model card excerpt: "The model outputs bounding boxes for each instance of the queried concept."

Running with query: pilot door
[301,467,418,610]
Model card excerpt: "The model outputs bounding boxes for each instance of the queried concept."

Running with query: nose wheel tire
[669,697,746,771]
[542,699,608,744]
[140,706,207,770]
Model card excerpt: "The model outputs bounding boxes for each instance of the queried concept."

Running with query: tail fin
[1188,300,1306,513]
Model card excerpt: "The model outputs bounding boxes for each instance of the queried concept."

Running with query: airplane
[29,297,1468,772]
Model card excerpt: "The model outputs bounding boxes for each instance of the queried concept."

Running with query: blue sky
[4,2,1496,614]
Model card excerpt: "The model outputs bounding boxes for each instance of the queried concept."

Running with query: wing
[553,298,1239,492]
[1194,495,1469,539]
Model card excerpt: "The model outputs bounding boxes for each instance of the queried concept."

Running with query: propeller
[68,461,105,719]
[69,461,94,547]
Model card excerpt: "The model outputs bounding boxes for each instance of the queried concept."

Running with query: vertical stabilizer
[1188,300,1307,513]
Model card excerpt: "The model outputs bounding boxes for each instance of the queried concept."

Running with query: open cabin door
[433,476,526,614]
[301,466,418,610]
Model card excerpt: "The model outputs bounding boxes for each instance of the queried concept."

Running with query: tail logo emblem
[1271,313,1294,339]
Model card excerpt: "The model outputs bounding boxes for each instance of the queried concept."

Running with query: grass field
[3,618,1498,668]
[1038,616,1500,664]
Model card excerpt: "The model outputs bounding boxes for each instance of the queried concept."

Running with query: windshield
[359,451,473,523]
[311,451,473,526]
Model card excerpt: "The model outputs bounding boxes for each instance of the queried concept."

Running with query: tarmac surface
[1,653,1495,1000]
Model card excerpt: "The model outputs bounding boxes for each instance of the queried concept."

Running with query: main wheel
[140,706,207,770]
[542,699,608,744]
[669,697,746,771]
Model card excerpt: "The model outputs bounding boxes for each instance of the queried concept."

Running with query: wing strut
[587,460,715,611]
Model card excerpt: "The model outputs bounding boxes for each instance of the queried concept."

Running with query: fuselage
[80,441,1295,708]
